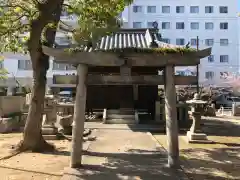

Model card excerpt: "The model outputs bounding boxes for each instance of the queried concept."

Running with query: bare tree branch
[59,20,75,32]
[0,24,29,36]
[62,3,73,10]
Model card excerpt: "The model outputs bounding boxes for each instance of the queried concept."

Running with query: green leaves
[67,47,197,55]
[0,58,8,79]
[0,0,38,53]
[0,0,134,53]
[65,0,133,45]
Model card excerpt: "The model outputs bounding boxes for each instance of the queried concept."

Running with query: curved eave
[127,47,212,66]
[195,47,212,59]
[42,46,212,67]
[42,46,124,66]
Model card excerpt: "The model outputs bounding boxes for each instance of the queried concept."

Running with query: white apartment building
[121,0,239,86]
[0,0,239,88]
[1,16,77,88]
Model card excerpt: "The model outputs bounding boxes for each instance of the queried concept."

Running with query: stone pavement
[153,117,240,180]
[62,129,188,180]
[84,122,164,131]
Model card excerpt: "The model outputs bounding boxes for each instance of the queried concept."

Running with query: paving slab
[62,129,188,180]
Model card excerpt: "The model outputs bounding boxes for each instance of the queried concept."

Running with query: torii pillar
[70,64,88,168]
[164,65,179,168]
[41,45,126,168]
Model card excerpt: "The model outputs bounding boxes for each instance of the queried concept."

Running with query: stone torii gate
[43,39,211,169]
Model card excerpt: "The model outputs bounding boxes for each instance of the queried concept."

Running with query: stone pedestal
[186,131,208,142]
[42,124,58,135]
[56,114,73,135]
[186,131,213,144]
[7,86,14,96]
[186,111,211,143]
[42,96,58,140]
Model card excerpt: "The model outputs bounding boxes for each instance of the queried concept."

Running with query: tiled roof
[97,29,160,50]
[55,28,186,51]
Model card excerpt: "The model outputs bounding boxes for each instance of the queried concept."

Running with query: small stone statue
[46,87,53,95]
[41,95,58,136]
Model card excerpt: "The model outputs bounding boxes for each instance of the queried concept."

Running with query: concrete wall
[0,96,25,116]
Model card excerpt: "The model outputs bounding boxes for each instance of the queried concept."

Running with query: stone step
[105,118,136,124]
[107,109,135,115]
[107,114,135,119]
[43,135,58,140]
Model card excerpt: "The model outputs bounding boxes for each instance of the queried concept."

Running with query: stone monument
[41,88,58,139]
[55,102,74,135]
[7,86,15,96]
[186,93,211,143]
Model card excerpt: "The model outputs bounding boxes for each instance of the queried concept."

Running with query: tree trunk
[17,0,64,152]
[19,59,52,151]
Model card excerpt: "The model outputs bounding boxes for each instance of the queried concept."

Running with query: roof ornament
[150,21,159,48]
[152,21,159,29]
[185,42,190,49]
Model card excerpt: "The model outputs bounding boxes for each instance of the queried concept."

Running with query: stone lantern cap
[46,87,53,95]
[186,93,207,104]
[45,94,54,99]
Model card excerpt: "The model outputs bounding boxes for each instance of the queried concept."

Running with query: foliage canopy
[0,0,134,53]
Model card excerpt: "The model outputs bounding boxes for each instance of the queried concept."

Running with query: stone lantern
[46,87,53,96]
[186,93,210,143]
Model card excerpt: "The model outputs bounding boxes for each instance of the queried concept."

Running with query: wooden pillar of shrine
[164,65,179,168]
[70,64,88,168]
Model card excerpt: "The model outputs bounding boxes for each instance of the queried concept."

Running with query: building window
[52,62,75,70]
[147,22,155,28]
[147,6,156,13]
[205,39,214,46]
[176,6,184,13]
[162,38,170,44]
[220,22,228,29]
[176,38,185,45]
[162,22,170,29]
[190,38,198,46]
[205,71,214,79]
[176,22,184,29]
[205,6,214,13]
[190,22,199,30]
[61,9,69,17]
[133,6,142,13]
[219,6,228,13]
[53,62,67,70]
[220,39,229,46]
[133,22,142,28]
[220,72,229,79]
[205,22,214,30]
[55,36,71,45]
[190,6,199,13]
[18,60,32,70]
[122,22,128,28]
[220,55,229,63]
[0,63,3,69]
[208,55,214,62]
[162,6,170,13]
